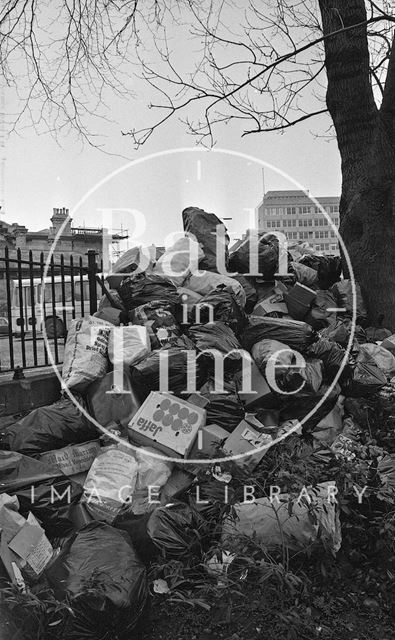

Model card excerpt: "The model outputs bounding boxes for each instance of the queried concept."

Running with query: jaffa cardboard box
[128,392,205,458]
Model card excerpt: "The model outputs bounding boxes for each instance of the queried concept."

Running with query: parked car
[0,317,9,335]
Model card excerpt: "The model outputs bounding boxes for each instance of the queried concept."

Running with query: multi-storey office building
[256,190,340,255]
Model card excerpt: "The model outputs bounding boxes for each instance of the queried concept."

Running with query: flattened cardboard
[0,509,53,581]
[8,519,52,575]
[39,440,100,477]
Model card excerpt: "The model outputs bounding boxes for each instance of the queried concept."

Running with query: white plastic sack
[112,245,156,275]
[186,271,246,309]
[153,236,204,287]
[135,447,173,490]
[222,481,341,553]
[62,317,112,391]
[108,325,151,367]
[83,444,139,523]
[357,343,395,375]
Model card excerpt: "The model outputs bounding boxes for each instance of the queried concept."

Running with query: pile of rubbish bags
[1,206,395,638]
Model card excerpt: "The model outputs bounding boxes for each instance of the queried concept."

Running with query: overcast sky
[1,4,342,248]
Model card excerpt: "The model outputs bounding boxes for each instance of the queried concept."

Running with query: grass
[1,393,395,639]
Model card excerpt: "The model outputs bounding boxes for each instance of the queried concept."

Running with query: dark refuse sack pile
[1,206,395,638]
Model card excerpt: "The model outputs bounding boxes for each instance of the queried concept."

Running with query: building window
[315,245,320,250]
[331,244,337,251]
[325,244,329,250]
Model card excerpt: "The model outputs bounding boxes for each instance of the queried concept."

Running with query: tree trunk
[319,0,395,330]
[340,173,395,329]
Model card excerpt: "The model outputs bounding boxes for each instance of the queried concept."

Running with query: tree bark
[319,0,395,329]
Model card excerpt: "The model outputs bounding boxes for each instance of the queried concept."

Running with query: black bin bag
[330,279,368,326]
[233,274,258,313]
[306,338,351,382]
[146,502,204,561]
[182,206,230,272]
[199,377,245,432]
[242,316,316,352]
[189,321,240,353]
[46,522,148,640]
[130,338,204,400]
[300,254,342,289]
[190,285,246,336]
[129,300,182,348]
[0,451,82,536]
[345,362,387,397]
[228,232,279,280]
[205,394,245,433]
[118,272,180,311]
[113,507,156,564]
[0,395,97,457]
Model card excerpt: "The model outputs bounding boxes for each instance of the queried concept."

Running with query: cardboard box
[160,467,196,503]
[253,297,288,317]
[234,360,273,409]
[190,424,229,458]
[284,283,316,321]
[38,440,100,477]
[128,392,206,458]
[224,419,273,470]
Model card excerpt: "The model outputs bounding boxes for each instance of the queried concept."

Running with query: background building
[256,190,340,254]
[0,207,128,264]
